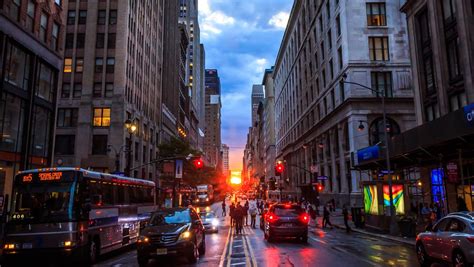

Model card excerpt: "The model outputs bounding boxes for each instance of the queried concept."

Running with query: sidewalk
[309,208,416,247]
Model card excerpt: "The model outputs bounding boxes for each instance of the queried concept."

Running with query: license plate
[22,243,32,249]
[156,248,167,255]
[282,223,293,227]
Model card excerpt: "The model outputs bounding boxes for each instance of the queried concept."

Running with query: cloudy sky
[198,0,292,171]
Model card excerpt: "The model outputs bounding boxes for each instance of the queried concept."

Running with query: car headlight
[137,235,149,243]
[211,219,219,227]
[179,231,192,240]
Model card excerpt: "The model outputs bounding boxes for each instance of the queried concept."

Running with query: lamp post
[107,145,126,173]
[124,119,137,177]
[341,74,397,235]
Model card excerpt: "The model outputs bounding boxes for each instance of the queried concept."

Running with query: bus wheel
[88,238,100,264]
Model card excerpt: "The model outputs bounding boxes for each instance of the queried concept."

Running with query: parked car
[264,203,309,243]
[416,212,474,267]
[199,211,219,233]
[260,207,269,230]
[136,207,206,266]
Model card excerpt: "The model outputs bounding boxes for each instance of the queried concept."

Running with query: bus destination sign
[21,172,64,183]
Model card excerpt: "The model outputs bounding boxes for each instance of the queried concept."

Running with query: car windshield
[199,212,215,219]
[10,182,77,224]
[274,206,303,217]
[149,210,191,225]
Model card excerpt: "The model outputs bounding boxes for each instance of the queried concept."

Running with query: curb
[311,223,415,247]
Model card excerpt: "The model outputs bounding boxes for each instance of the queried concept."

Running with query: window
[367,3,386,26]
[61,83,71,98]
[93,83,102,97]
[52,23,60,51]
[40,13,48,42]
[97,10,106,25]
[56,108,78,127]
[95,58,103,73]
[75,58,84,73]
[442,0,457,23]
[30,106,51,157]
[35,63,55,102]
[65,33,74,49]
[76,33,85,48]
[339,80,345,102]
[320,42,325,60]
[336,15,341,37]
[425,103,440,122]
[92,135,108,155]
[369,117,400,146]
[326,1,330,20]
[108,33,116,49]
[329,60,334,79]
[442,0,463,82]
[371,72,393,97]
[109,10,117,25]
[55,135,75,155]
[93,108,111,127]
[322,69,326,88]
[106,57,115,73]
[67,11,76,25]
[96,33,105,48]
[63,58,73,73]
[449,92,467,112]
[416,9,436,94]
[105,83,114,97]
[369,37,389,61]
[73,83,82,98]
[338,47,343,69]
[78,10,87,24]
[27,1,36,32]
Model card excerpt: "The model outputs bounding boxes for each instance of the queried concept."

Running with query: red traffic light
[275,162,284,175]
[193,158,203,169]
[317,183,324,191]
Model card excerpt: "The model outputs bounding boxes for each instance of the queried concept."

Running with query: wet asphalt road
[91,200,434,267]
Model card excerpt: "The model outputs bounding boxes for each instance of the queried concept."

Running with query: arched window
[369,117,400,146]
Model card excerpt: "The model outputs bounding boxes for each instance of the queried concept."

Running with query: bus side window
[144,188,153,204]
[117,185,125,204]
[100,182,114,206]
[137,187,145,203]
[123,185,130,205]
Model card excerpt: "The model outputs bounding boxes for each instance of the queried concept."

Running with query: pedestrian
[229,202,235,227]
[434,202,443,221]
[249,203,257,229]
[342,204,351,233]
[421,203,431,223]
[234,205,244,234]
[323,205,333,229]
[222,200,226,217]
[244,201,249,226]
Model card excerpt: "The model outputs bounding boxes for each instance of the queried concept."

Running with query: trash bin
[351,207,364,228]
[398,218,416,237]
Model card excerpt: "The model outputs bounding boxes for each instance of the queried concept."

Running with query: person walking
[249,203,257,229]
[244,201,249,226]
[234,205,244,234]
[229,203,235,227]
[222,200,226,217]
[342,204,351,233]
[323,205,333,229]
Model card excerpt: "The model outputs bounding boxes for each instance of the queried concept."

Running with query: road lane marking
[309,236,328,244]
[230,262,246,266]
[218,226,232,267]
[243,227,258,267]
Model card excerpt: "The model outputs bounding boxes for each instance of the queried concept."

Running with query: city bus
[3,167,156,265]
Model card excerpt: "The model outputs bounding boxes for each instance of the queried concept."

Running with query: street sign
[317,176,328,180]
[463,103,474,127]
[380,170,395,175]
[447,162,459,183]
[175,160,183,179]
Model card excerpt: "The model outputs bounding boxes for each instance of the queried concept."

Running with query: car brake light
[300,213,310,224]
[467,237,474,243]
[266,213,279,223]
[284,204,292,208]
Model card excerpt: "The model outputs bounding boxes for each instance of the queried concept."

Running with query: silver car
[416,212,474,267]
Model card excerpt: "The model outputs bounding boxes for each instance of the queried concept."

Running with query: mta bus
[3,168,156,265]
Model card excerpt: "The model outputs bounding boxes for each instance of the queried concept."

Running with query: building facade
[251,84,264,125]
[0,0,67,197]
[263,67,277,188]
[382,0,474,213]
[221,144,229,177]
[274,0,415,205]
[204,69,222,170]
[55,0,164,181]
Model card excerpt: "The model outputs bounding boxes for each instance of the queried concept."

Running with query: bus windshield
[11,182,77,224]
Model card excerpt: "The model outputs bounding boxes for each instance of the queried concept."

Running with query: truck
[195,184,214,205]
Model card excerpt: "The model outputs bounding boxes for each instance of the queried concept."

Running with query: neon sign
[22,174,33,183]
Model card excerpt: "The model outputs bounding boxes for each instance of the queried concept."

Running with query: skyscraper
[55,0,165,180]
[221,144,230,176]
[251,84,264,125]
[204,69,222,170]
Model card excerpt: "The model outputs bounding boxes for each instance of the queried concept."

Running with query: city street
[94,201,423,267]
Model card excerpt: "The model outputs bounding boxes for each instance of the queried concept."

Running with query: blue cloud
[199,0,292,169]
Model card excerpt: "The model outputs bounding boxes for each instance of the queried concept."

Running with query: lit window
[64,58,73,73]
[93,108,111,127]
[369,36,389,61]
[75,58,84,73]
[367,3,387,26]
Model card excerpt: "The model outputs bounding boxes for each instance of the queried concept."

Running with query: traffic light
[193,158,204,169]
[275,161,284,176]
[316,183,324,192]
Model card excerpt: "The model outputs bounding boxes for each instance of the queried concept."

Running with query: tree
[157,137,201,158]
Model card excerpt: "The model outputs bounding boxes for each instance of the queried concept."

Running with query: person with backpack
[249,203,258,228]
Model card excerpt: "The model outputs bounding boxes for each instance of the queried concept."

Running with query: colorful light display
[363,185,379,215]
[383,184,405,215]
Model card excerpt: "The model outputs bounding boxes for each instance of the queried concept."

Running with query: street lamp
[124,119,138,177]
[341,73,397,235]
